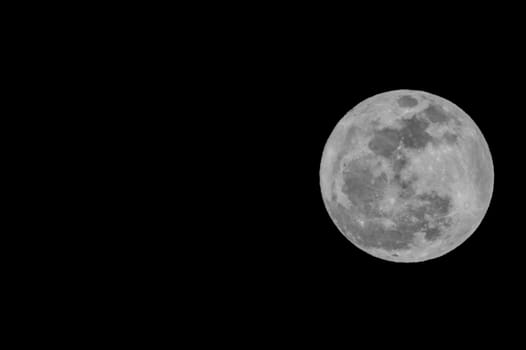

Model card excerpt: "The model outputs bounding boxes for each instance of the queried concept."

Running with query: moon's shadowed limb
[321,90,493,262]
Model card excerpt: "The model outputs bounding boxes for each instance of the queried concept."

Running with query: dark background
[4,3,523,341]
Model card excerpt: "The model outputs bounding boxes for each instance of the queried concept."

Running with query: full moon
[321,90,493,262]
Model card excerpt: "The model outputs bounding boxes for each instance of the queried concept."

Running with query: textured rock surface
[321,90,493,262]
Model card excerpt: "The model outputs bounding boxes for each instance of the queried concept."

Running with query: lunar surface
[321,90,493,262]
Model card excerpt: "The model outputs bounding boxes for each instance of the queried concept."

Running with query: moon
[321,90,493,262]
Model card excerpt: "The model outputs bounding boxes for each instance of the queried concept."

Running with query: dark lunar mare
[405,192,453,241]
[341,157,387,216]
[397,95,418,108]
[399,116,433,149]
[424,104,450,124]
[367,115,433,159]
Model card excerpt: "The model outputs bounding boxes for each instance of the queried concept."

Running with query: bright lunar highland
[321,90,493,262]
